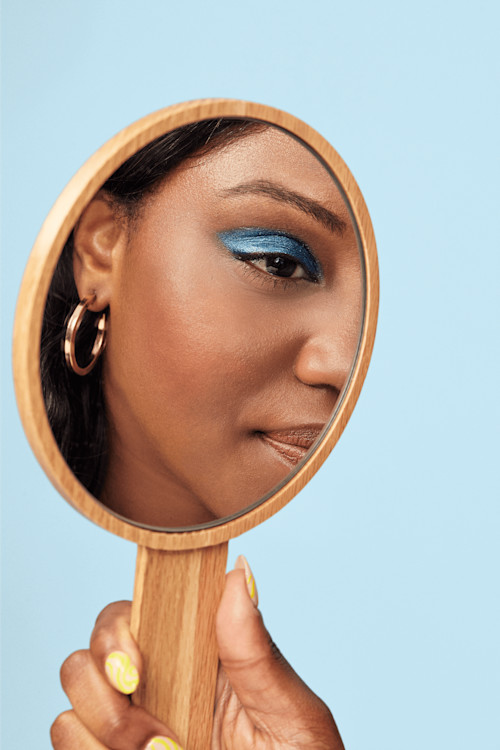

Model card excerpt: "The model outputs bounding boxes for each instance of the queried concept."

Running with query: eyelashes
[217,228,323,283]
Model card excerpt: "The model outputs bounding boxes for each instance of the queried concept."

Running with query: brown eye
[265,256,298,277]
[218,228,322,283]
[249,255,308,279]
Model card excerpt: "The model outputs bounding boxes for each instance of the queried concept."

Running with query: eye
[247,255,309,279]
[217,228,323,284]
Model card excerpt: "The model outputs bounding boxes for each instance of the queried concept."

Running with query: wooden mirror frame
[13,99,379,747]
[13,98,379,553]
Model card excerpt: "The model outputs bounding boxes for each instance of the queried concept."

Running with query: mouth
[257,426,324,467]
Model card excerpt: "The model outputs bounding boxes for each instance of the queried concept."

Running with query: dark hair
[41,118,266,496]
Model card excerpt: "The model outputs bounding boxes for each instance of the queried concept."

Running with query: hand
[51,557,344,749]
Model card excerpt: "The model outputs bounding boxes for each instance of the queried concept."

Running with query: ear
[72,194,127,312]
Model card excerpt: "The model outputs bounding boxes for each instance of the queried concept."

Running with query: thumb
[215,556,318,720]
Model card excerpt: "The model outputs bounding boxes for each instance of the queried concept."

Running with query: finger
[60,649,183,749]
[89,601,142,695]
[51,710,107,749]
[214,555,258,706]
[216,559,332,724]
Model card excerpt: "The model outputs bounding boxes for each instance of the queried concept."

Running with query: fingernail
[105,651,139,694]
[145,738,183,750]
[235,554,258,607]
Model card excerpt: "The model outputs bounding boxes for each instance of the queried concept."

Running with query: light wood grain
[131,543,228,748]
[13,98,379,550]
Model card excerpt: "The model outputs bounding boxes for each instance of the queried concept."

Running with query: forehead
[167,126,350,219]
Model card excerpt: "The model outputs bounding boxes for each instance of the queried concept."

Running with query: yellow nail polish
[235,554,259,607]
[105,651,139,694]
[145,737,183,750]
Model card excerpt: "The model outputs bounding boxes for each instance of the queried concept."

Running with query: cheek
[107,247,265,439]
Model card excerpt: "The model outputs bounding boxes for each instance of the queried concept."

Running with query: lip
[257,425,324,467]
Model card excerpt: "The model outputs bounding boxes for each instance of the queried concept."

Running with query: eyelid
[217,228,323,282]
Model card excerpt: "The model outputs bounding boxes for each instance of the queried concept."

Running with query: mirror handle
[130,542,228,748]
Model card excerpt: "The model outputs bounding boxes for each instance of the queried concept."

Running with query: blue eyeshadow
[217,228,323,281]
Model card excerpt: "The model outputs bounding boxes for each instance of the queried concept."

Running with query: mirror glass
[40,117,364,531]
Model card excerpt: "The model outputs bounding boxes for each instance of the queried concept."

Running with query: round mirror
[14,99,378,549]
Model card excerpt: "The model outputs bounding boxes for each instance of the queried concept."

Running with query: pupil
[267,256,296,277]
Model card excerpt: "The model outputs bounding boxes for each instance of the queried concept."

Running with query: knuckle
[59,649,90,691]
[269,638,284,660]
[89,625,110,655]
[91,600,132,652]
[101,710,135,747]
[50,710,75,748]
[95,600,131,628]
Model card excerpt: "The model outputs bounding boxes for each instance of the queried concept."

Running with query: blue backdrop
[2,2,499,748]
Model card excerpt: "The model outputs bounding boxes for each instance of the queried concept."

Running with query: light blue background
[2,2,499,748]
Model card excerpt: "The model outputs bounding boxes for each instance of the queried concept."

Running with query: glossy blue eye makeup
[217,228,323,283]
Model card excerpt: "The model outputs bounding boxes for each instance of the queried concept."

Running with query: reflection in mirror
[41,118,363,530]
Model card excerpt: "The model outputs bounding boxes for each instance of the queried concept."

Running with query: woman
[41,117,362,528]
[47,117,359,748]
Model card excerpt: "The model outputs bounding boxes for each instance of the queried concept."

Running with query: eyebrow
[220,179,348,236]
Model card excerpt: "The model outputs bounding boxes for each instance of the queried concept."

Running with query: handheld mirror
[13,99,378,749]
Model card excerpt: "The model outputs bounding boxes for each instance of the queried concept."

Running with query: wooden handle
[130,542,228,749]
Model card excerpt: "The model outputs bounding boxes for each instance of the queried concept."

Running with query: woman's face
[98,127,363,527]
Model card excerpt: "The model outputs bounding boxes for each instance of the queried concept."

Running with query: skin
[51,561,345,750]
[73,127,362,528]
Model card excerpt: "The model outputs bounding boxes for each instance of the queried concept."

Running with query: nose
[293,332,356,394]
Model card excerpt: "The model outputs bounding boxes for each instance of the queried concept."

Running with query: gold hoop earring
[64,295,107,376]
